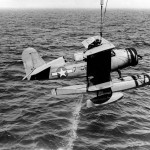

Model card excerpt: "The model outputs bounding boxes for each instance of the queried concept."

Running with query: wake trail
[66,95,83,150]
[35,95,82,150]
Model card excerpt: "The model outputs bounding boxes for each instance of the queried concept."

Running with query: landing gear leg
[117,69,123,80]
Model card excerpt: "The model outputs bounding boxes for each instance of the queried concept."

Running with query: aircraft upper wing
[86,37,113,91]
[82,36,115,57]
[82,36,96,49]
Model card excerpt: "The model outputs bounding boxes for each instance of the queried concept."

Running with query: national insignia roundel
[56,67,68,78]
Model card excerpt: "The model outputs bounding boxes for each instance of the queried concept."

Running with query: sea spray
[66,95,83,150]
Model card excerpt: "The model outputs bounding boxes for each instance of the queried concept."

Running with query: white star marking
[57,68,67,77]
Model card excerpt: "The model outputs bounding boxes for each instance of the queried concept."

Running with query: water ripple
[1,9,150,150]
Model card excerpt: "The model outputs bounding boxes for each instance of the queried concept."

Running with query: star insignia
[57,67,68,78]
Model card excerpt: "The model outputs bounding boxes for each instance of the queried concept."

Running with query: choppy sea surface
[1,9,150,150]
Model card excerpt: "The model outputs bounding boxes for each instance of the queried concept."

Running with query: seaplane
[22,0,150,108]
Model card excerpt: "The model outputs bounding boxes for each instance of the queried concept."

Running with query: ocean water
[1,9,150,150]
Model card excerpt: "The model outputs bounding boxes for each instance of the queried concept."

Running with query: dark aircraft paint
[87,49,111,86]
[31,67,51,80]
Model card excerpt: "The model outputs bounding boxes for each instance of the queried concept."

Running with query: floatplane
[22,0,150,107]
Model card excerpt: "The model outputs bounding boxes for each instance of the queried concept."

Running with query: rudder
[22,47,45,79]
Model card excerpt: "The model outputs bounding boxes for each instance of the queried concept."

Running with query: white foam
[66,96,83,150]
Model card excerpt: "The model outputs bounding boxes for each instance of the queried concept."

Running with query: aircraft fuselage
[29,48,139,80]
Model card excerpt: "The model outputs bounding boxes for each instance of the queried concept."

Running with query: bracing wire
[100,0,109,38]
[100,0,104,40]
[103,0,109,23]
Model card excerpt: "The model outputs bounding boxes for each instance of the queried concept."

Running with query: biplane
[22,36,140,81]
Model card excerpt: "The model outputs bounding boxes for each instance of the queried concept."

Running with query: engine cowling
[111,48,139,71]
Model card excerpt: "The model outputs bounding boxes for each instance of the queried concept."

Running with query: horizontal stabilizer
[30,57,66,76]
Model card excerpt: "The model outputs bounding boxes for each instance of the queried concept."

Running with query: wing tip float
[86,92,124,108]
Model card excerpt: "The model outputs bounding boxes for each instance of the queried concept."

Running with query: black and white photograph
[1,0,150,149]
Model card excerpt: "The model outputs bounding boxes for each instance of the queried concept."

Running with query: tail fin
[22,48,45,79]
